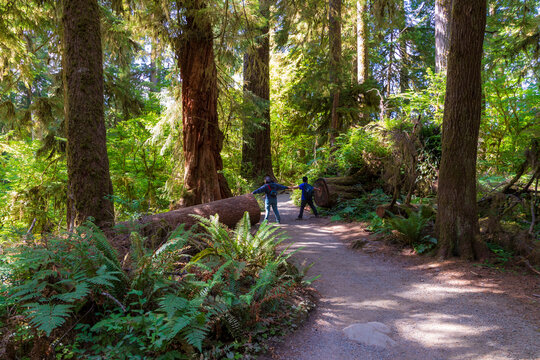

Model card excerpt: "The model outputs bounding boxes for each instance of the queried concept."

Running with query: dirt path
[261,194,539,360]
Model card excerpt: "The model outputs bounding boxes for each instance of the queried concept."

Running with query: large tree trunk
[241,0,274,181]
[435,0,453,74]
[436,0,487,260]
[177,0,232,206]
[328,0,342,148]
[356,0,368,84]
[115,194,261,248]
[63,0,115,229]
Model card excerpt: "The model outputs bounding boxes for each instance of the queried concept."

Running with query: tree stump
[113,194,261,250]
[313,176,365,208]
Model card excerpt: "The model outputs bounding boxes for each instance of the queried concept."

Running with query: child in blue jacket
[290,176,319,219]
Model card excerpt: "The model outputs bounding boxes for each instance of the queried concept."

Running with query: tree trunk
[435,0,452,74]
[177,0,232,206]
[436,0,487,260]
[313,175,368,208]
[356,0,368,84]
[397,0,408,92]
[149,37,159,91]
[115,194,261,248]
[63,0,115,229]
[328,0,342,148]
[241,0,274,181]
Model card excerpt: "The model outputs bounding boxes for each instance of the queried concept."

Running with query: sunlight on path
[259,194,540,360]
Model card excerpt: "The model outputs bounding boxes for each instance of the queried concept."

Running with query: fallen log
[313,176,365,208]
[113,194,261,250]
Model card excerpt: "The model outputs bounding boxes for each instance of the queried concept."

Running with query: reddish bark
[177,0,232,206]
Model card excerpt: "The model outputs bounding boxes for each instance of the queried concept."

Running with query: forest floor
[260,194,540,360]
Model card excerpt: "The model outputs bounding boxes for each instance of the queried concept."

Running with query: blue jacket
[252,182,288,201]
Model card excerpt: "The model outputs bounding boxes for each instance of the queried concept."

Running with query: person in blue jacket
[252,176,290,224]
[290,176,319,220]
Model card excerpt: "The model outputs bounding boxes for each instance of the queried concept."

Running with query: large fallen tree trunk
[113,194,261,250]
[313,176,365,208]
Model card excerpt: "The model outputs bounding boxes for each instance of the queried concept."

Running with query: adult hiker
[252,176,290,224]
[290,176,319,220]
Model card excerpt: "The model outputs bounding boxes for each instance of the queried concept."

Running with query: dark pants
[298,197,318,219]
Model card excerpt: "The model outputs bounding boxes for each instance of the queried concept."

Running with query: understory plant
[386,206,437,253]
[1,213,312,359]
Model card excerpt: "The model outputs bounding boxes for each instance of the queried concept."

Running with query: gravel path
[260,194,539,360]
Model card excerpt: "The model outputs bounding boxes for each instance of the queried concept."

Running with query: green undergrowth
[320,189,391,222]
[321,189,438,254]
[0,213,316,359]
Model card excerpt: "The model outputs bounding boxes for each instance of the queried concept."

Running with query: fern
[159,294,189,319]
[51,282,90,303]
[183,322,209,351]
[26,303,73,336]
[387,209,430,245]
[87,265,120,288]
[192,212,288,268]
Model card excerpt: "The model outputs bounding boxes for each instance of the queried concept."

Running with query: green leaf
[26,303,73,336]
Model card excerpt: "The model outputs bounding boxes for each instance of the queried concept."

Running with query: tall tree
[328,0,342,147]
[63,0,115,228]
[435,0,452,73]
[436,0,487,259]
[176,0,232,206]
[356,0,368,84]
[397,0,408,92]
[241,0,274,181]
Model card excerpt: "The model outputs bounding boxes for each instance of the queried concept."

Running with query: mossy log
[313,176,365,208]
[113,194,261,249]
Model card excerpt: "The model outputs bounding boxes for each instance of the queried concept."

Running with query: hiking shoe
[296,217,302,220]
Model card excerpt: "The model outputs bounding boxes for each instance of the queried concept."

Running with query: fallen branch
[517,257,540,276]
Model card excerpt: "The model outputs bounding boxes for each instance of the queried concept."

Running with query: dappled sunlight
[353,299,401,310]
[396,313,499,347]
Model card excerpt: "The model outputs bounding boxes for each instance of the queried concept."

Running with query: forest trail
[260,194,539,360]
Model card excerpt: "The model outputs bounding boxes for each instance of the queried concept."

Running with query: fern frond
[82,221,120,268]
[87,265,119,288]
[182,322,209,351]
[159,294,189,318]
[51,282,90,303]
[166,315,192,340]
[26,303,73,336]
[10,279,46,302]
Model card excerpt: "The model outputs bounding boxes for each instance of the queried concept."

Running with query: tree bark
[177,0,232,206]
[313,175,370,208]
[397,0,408,92]
[328,0,342,148]
[115,194,261,247]
[435,0,453,74]
[436,0,487,259]
[356,0,368,84]
[63,0,115,229]
[241,0,274,181]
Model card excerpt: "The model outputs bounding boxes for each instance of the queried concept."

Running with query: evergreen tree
[63,0,115,228]
[436,0,487,259]
[241,0,274,181]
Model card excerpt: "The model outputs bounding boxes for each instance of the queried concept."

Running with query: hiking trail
[260,194,539,360]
